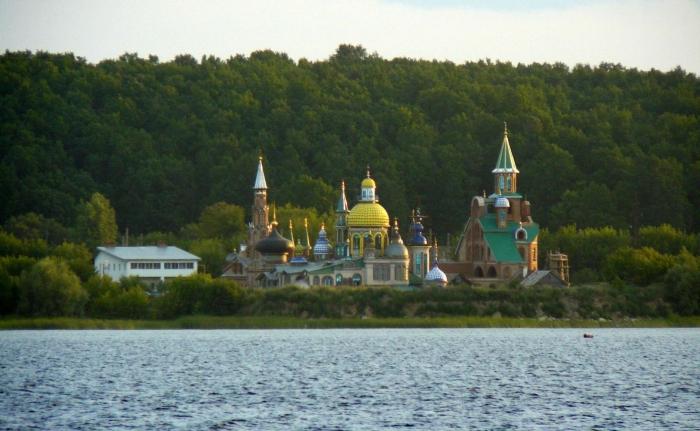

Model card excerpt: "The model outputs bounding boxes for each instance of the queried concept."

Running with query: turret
[335,181,350,258]
[492,122,519,194]
[494,189,510,229]
[406,209,431,278]
[313,223,332,261]
[425,238,447,286]
[360,165,377,202]
[248,156,270,257]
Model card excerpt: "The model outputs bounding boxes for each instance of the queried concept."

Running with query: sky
[1,0,699,73]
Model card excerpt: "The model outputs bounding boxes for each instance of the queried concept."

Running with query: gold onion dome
[361,177,376,188]
[348,202,390,228]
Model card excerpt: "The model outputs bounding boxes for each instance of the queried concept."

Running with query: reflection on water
[1,328,699,430]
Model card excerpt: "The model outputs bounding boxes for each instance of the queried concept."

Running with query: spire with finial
[270,202,278,228]
[253,155,268,190]
[336,180,349,213]
[492,122,519,194]
[304,217,311,255]
[288,219,295,245]
[366,164,371,178]
[492,122,518,174]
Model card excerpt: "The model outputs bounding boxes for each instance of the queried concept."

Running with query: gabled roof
[492,129,519,174]
[253,157,267,189]
[96,246,200,261]
[479,214,539,263]
[521,270,566,288]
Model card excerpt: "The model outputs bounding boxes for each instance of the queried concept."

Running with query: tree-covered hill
[1,45,698,237]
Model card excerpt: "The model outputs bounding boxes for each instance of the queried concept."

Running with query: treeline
[541,224,700,283]
[1,46,699,238]
[3,272,699,321]
[2,222,699,319]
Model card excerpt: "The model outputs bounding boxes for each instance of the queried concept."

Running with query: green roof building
[456,124,539,282]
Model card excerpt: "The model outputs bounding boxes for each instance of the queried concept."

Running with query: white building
[94,246,200,284]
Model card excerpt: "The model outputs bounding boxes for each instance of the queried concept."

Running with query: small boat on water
[583,333,594,338]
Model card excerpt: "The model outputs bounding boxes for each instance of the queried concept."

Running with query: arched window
[506,176,512,192]
[375,234,383,251]
[352,273,362,286]
[322,276,333,286]
[475,266,484,277]
[336,273,343,285]
[352,235,360,253]
[487,266,497,278]
[515,228,527,241]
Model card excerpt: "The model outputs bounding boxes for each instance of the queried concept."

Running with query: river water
[1,328,698,430]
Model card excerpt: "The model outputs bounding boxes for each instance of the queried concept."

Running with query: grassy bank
[2,315,699,330]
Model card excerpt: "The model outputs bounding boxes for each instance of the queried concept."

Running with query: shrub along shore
[2,315,699,330]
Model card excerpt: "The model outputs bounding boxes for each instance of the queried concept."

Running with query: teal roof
[492,130,519,174]
[488,192,523,199]
[336,181,349,213]
[479,215,539,263]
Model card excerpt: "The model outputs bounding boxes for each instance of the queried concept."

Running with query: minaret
[248,156,270,257]
[304,218,312,258]
[335,181,350,258]
[492,122,519,194]
[288,219,295,256]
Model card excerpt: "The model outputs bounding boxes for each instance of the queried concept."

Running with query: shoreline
[1,315,699,330]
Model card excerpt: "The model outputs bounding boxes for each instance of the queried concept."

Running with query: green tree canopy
[18,257,87,316]
[75,192,118,247]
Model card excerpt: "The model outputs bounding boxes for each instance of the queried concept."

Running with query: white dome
[425,264,447,283]
[495,197,510,208]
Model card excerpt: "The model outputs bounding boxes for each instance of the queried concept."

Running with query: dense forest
[1,45,699,239]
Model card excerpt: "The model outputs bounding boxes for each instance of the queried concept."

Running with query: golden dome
[347,202,390,227]
[361,177,376,188]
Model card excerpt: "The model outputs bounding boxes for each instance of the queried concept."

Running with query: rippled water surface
[1,328,699,430]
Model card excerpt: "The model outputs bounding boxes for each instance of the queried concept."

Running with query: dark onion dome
[386,218,409,259]
[255,228,294,255]
[407,218,427,245]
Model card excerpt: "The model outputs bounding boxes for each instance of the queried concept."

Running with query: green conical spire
[492,122,519,174]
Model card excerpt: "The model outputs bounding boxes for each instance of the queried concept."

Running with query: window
[336,274,343,285]
[394,264,406,281]
[322,276,333,286]
[313,276,320,285]
[373,264,390,281]
[131,262,137,269]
